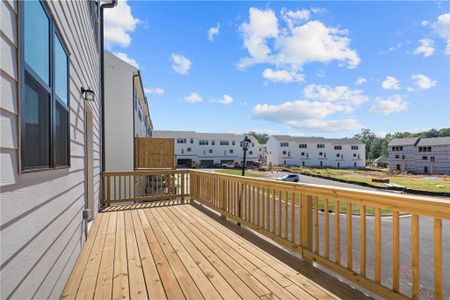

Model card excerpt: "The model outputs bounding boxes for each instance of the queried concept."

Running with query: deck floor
[62,200,359,299]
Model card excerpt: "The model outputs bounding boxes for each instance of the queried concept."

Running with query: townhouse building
[104,51,152,171]
[266,135,365,168]
[152,130,263,167]
[0,0,117,298]
[388,137,450,174]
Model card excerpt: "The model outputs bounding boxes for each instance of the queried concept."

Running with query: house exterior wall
[388,138,450,174]
[152,130,263,166]
[1,1,101,298]
[104,52,151,172]
[266,136,366,168]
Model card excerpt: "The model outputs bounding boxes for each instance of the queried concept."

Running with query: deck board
[63,202,364,299]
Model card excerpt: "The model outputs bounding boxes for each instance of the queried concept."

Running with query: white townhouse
[104,51,153,171]
[388,137,450,174]
[0,0,117,298]
[266,135,366,168]
[152,130,263,167]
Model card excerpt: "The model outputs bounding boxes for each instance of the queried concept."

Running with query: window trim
[19,0,71,172]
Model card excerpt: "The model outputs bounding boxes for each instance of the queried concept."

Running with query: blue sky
[104,1,450,138]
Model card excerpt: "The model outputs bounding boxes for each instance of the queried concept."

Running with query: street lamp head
[240,135,251,151]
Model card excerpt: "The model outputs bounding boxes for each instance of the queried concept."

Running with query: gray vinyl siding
[0,1,101,299]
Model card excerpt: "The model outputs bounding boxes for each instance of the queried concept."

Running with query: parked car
[277,174,300,182]
[221,163,235,169]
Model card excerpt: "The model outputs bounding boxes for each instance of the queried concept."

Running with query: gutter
[100,0,117,173]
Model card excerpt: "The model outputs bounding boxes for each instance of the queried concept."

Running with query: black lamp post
[240,135,251,176]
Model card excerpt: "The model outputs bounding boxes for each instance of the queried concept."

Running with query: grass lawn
[215,169,264,178]
[288,167,450,193]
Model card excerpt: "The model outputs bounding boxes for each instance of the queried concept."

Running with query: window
[299,144,307,149]
[422,156,428,160]
[209,149,213,154]
[211,140,215,145]
[177,138,187,144]
[190,138,194,143]
[287,151,290,156]
[317,144,325,149]
[428,146,432,152]
[220,140,229,145]
[280,142,289,147]
[334,145,342,150]
[199,140,208,145]
[282,151,287,155]
[324,153,326,158]
[319,152,323,156]
[351,145,359,150]
[249,151,253,155]
[301,152,305,156]
[187,147,191,152]
[232,141,235,145]
[419,147,423,152]
[353,153,357,157]
[395,154,400,159]
[431,156,435,161]
[138,110,142,121]
[229,149,233,154]
[21,1,70,170]
[336,153,340,157]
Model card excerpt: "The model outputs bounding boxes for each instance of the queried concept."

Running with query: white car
[221,163,235,169]
[276,174,300,182]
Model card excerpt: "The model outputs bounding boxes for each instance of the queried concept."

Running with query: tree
[368,138,383,160]
[353,128,377,159]
[248,131,269,144]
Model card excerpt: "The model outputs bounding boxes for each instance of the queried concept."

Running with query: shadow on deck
[62,199,369,299]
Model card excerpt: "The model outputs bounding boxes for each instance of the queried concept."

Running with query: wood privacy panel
[135,138,175,169]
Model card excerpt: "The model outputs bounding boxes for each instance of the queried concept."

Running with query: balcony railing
[101,169,449,299]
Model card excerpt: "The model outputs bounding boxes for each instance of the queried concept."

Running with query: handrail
[100,169,449,299]
[189,169,449,300]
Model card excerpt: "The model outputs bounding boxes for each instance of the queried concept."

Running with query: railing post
[300,194,313,261]
[181,172,185,204]
[221,179,226,215]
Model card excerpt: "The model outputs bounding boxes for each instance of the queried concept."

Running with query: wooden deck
[62,200,368,299]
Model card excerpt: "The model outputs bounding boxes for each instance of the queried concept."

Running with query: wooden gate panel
[135,138,175,169]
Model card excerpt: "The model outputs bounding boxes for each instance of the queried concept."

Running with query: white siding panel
[0,109,18,149]
[1,0,18,46]
[1,71,18,114]
[0,35,17,80]
[0,148,17,186]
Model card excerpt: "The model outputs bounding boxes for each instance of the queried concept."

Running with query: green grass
[215,169,264,178]
[289,167,450,193]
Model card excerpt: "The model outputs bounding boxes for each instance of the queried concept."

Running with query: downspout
[100,0,117,173]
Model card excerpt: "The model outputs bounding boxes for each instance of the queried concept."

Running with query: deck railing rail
[101,170,189,205]
[101,169,449,299]
[189,170,449,300]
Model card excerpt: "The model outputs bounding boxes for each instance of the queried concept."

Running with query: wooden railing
[189,170,449,300]
[101,170,189,206]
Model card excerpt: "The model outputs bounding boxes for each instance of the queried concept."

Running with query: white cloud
[208,23,220,41]
[303,84,368,105]
[281,8,310,29]
[238,8,360,73]
[184,92,203,103]
[216,94,233,105]
[369,95,408,115]
[434,13,450,55]
[381,76,400,90]
[171,54,192,75]
[239,8,279,65]
[411,74,437,90]
[414,39,435,57]
[355,77,367,85]
[104,0,140,48]
[262,68,304,83]
[252,100,360,131]
[145,87,165,95]
[113,52,139,68]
